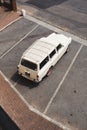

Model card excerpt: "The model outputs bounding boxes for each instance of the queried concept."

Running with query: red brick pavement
[0,6,21,31]
[0,72,63,130]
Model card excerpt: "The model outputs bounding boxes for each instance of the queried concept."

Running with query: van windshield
[21,59,37,70]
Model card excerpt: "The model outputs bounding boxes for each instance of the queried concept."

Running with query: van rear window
[21,59,37,70]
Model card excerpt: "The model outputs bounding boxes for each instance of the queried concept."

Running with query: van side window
[40,56,49,69]
[50,49,56,58]
[56,44,63,51]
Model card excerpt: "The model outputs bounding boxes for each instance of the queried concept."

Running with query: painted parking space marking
[0,71,71,130]
[0,24,39,60]
[12,41,80,113]
[44,44,83,114]
[45,46,87,130]
[0,18,37,57]
[0,25,52,81]
[0,16,86,130]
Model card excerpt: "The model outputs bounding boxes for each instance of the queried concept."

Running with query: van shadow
[11,71,20,83]
[25,0,68,9]
[18,77,39,89]
[11,72,39,89]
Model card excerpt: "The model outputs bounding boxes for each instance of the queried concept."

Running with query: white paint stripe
[13,78,20,87]
[44,44,83,114]
[0,16,22,32]
[25,15,87,46]
[0,24,39,59]
[0,71,71,130]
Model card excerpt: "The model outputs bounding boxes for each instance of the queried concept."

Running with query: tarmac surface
[17,0,87,40]
[0,17,87,130]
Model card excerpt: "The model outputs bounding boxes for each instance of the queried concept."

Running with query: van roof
[40,33,71,46]
[22,33,71,64]
[23,40,55,64]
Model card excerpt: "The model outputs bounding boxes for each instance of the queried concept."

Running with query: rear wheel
[65,47,69,54]
[46,66,53,77]
[47,69,51,76]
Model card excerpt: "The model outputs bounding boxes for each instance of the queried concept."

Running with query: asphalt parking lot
[0,17,87,130]
[18,0,87,40]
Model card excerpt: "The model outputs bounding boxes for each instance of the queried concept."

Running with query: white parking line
[44,44,83,114]
[0,71,71,130]
[13,78,21,88]
[25,15,87,46]
[0,24,39,59]
[0,16,22,32]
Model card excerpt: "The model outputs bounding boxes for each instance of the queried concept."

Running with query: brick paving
[0,72,63,130]
[0,6,21,31]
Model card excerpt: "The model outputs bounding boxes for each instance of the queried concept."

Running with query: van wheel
[46,66,53,77]
[65,47,69,54]
[47,70,51,76]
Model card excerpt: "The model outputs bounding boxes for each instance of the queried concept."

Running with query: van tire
[65,47,69,54]
[46,66,53,77]
[47,70,51,76]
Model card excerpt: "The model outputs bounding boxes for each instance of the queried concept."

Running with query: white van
[17,33,72,82]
